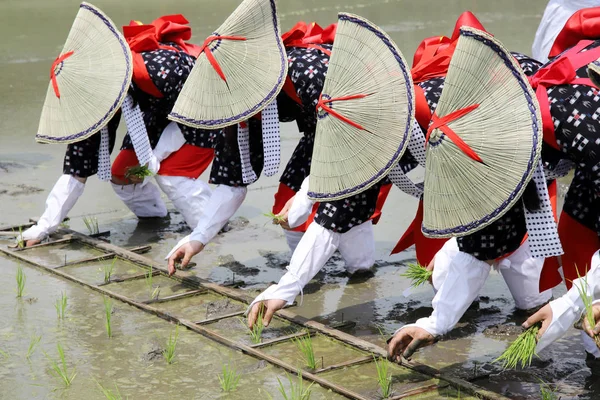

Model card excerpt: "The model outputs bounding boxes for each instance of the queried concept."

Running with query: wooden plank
[56,245,154,268]
[97,270,160,286]
[313,356,373,374]
[250,330,313,349]
[46,229,510,400]
[195,311,246,325]
[13,237,72,252]
[143,289,206,304]
[388,383,445,399]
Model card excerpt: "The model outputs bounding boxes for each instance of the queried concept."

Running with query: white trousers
[155,175,212,229]
[247,221,375,309]
[111,180,168,218]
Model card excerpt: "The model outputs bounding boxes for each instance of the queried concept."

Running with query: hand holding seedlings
[583,303,600,340]
[272,195,295,230]
[400,263,433,288]
[124,164,152,184]
[247,299,287,329]
[495,324,540,369]
[167,240,204,276]
[522,303,553,339]
[386,326,435,362]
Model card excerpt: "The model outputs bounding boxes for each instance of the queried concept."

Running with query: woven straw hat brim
[36,2,132,144]
[306,13,414,201]
[422,27,542,238]
[588,59,600,88]
[169,0,287,129]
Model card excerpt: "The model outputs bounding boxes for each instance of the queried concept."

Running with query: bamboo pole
[313,356,373,374]
[143,289,206,304]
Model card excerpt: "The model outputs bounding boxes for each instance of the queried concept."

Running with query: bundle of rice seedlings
[539,380,558,400]
[104,297,113,338]
[494,324,539,369]
[374,355,393,398]
[26,334,42,359]
[55,291,68,319]
[15,265,25,298]
[83,215,100,235]
[240,309,265,344]
[277,371,313,400]
[96,380,124,400]
[103,258,117,284]
[263,211,286,223]
[400,263,432,288]
[573,274,600,348]
[125,165,152,180]
[218,362,241,392]
[293,332,317,370]
[163,325,179,364]
[44,343,76,387]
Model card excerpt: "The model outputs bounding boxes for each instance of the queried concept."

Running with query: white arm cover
[397,240,491,337]
[288,177,315,229]
[246,223,339,312]
[21,174,85,241]
[536,251,600,353]
[153,122,186,162]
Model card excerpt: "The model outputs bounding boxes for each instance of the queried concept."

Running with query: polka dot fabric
[97,127,111,181]
[261,100,281,177]
[237,122,258,184]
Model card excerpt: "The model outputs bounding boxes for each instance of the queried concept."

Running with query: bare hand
[583,304,600,338]
[387,326,435,362]
[167,240,204,276]
[274,196,295,230]
[522,303,553,339]
[25,239,41,247]
[247,299,287,329]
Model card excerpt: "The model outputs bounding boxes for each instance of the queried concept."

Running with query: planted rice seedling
[0,349,9,359]
[55,291,68,319]
[103,258,117,284]
[104,297,113,338]
[83,215,100,235]
[44,343,76,387]
[540,381,558,400]
[400,263,432,288]
[374,355,393,398]
[240,309,264,344]
[16,265,25,298]
[163,325,179,364]
[218,362,241,392]
[293,332,317,370]
[574,272,600,348]
[277,371,313,400]
[26,333,42,359]
[494,324,539,369]
[125,165,153,180]
[96,380,125,400]
[145,266,153,289]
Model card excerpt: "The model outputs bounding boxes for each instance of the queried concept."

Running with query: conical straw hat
[306,13,414,201]
[36,3,132,144]
[169,0,287,129]
[588,58,600,88]
[421,27,542,238]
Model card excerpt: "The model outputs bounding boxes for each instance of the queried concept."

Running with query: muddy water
[2,0,595,399]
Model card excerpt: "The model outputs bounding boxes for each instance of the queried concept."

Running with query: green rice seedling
[104,297,113,338]
[574,272,600,348]
[83,215,100,235]
[400,262,432,288]
[15,265,25,298]
[0,349,9,359]
[374,355,392,398]
[145,266,153,289]
[494,324,539,369]
[277,371,313,400]
[59,220,70,229]
[44,343,76,387]
[218,362,241,392]
[293,332,317,370]
[125,165,152,180]
[151,287,160,300]
[240,309,265,344]
[263,211,286,223]
[16,226,24,248]
[103,258,117,284]
[26,333,42,359]
[55,291,68,319]
[96,380,125,400]
[540,380,558,400]
[163,325,179,364]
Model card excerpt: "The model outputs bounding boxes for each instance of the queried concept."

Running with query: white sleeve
[397,245,491,337]
[21,174,85,241]
[153,122,186,162]
[288,177,315,228]
[536,251,600,352]
[245,223,339,313]
[189,184,247,245]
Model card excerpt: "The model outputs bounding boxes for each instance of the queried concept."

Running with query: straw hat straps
[421,27,562,260]
[307,13,415,201]
[37,3,132,145]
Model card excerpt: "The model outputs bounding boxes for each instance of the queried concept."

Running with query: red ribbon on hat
[50,51,74,98]
[528,40,599,151]
[282,21,336,56]
[426,104,483,163]
[411,11,486,83]
[123,15,202,98]
[198,35,247,82]
[548,7,600,59]
[316,93,370,130]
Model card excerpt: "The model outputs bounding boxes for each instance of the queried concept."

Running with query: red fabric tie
[282,21,336,55]
[199,35,247,82]
[50,51,74,99]
[426,104,483,163]
[316,94,370,130]
[529,40,599,150]
[549,7,600,58]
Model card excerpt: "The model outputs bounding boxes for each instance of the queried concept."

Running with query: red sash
[549,7,600,58]
[122,15,202,98]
